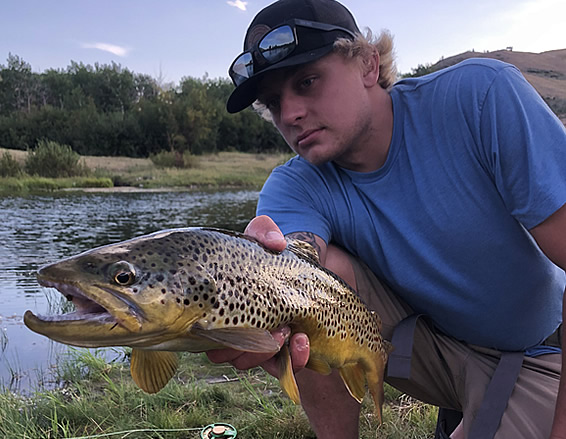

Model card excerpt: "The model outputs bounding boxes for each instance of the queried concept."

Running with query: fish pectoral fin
[130,349,179,394]
[191,327,280,353]
[306,355,332,375]
[278,343,300,404]
[338,362,367,404]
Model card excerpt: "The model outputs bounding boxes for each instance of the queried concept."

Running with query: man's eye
[300,77,315,88]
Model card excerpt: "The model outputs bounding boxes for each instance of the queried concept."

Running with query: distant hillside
[430,49,566,123]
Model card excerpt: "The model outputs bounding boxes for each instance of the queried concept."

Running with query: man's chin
[296,147,334,167]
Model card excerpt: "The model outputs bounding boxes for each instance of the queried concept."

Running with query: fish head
[24,229,216,348]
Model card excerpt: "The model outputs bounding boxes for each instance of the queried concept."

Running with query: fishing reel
[200,423,237,439]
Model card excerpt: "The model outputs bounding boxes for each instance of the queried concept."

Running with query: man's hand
[206,215,311,377]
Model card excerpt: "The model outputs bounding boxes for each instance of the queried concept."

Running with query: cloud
[227,0,247,11]
[81,42,130,57]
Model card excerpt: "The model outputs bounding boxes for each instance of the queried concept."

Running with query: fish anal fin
[130,349,178,394]
[306,355,332,375]
[191,326,280,353]
[278,344,301,404]
[338,362,367,404]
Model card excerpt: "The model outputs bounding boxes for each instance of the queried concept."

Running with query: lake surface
[0,189,258,393]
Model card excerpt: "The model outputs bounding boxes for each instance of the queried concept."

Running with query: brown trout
[24,228,392,420]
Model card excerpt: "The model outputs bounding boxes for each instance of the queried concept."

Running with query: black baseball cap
[226,0,360,113]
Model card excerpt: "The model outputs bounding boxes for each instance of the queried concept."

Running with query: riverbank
[0,149,293,194]
[0,349,437,438]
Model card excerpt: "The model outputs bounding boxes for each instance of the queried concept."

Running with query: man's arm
[529,203,566,439]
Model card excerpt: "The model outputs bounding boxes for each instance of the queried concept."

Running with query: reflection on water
[0,189,258,393]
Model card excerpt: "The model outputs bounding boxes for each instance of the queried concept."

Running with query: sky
[1,0,565,86]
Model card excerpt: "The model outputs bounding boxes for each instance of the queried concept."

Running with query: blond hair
[253,28,398,120]
[334,28,397,91]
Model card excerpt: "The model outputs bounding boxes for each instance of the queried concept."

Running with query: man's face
[257,53,375,168]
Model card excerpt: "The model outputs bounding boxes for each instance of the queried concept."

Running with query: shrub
[74,177,113,188]
[0,151,23,177]
[150,150,198,169]
[24,140,89,178]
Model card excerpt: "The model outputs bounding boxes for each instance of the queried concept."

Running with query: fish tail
[365,355,387,423]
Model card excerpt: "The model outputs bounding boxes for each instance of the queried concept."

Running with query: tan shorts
[349,255,561,439]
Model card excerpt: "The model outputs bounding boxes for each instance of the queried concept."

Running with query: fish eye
[115,271,134,285]
[110,262,137,286]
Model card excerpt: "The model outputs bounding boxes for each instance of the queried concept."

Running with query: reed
[0,348,437,438]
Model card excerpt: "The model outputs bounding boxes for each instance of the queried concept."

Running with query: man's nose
[279,92,306,125]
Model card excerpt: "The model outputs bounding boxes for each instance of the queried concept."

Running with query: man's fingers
[244,215,287,252]
[289,332,310,372]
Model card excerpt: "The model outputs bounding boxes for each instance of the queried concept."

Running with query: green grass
[0,150,293,195]
[0,176,113,195]
[0,349,437,438]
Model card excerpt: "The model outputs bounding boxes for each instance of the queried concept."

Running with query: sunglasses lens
[259,25,296,63]
[230,52,254,86]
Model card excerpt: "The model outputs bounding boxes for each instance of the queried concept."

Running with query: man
[208,0,566,438]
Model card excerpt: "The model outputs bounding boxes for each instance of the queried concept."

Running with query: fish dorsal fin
[130,349,179,394]
[287,239,320,263]
[278,344,300,404]
[338,363,367,403]
[191,326,280,353]
[306,354,332,375]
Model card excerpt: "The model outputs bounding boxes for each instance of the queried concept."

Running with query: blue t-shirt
[257,58,566,352]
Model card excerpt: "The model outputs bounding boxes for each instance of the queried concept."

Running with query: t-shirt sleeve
[256,158,333,243]
[479,65,566,229]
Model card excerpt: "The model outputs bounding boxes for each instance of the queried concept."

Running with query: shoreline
[0,150,292,195]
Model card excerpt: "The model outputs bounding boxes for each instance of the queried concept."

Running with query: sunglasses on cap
[229,18,356,87]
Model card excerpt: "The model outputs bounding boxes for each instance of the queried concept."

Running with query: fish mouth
[24,277,144,346]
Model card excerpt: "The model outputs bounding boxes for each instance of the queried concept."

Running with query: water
[0,189,258,393]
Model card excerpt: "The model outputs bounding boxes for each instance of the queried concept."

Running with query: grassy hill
[428,48,566,123]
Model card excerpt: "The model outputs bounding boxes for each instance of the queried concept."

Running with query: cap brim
[226,44,335,114]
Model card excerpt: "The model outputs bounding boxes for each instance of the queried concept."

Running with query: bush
[74,177,113,188]
[24,139,89,178]
[150,150,198,169]
[0,151,22,177]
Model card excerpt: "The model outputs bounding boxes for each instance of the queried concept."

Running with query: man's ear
[362,50,380,87]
